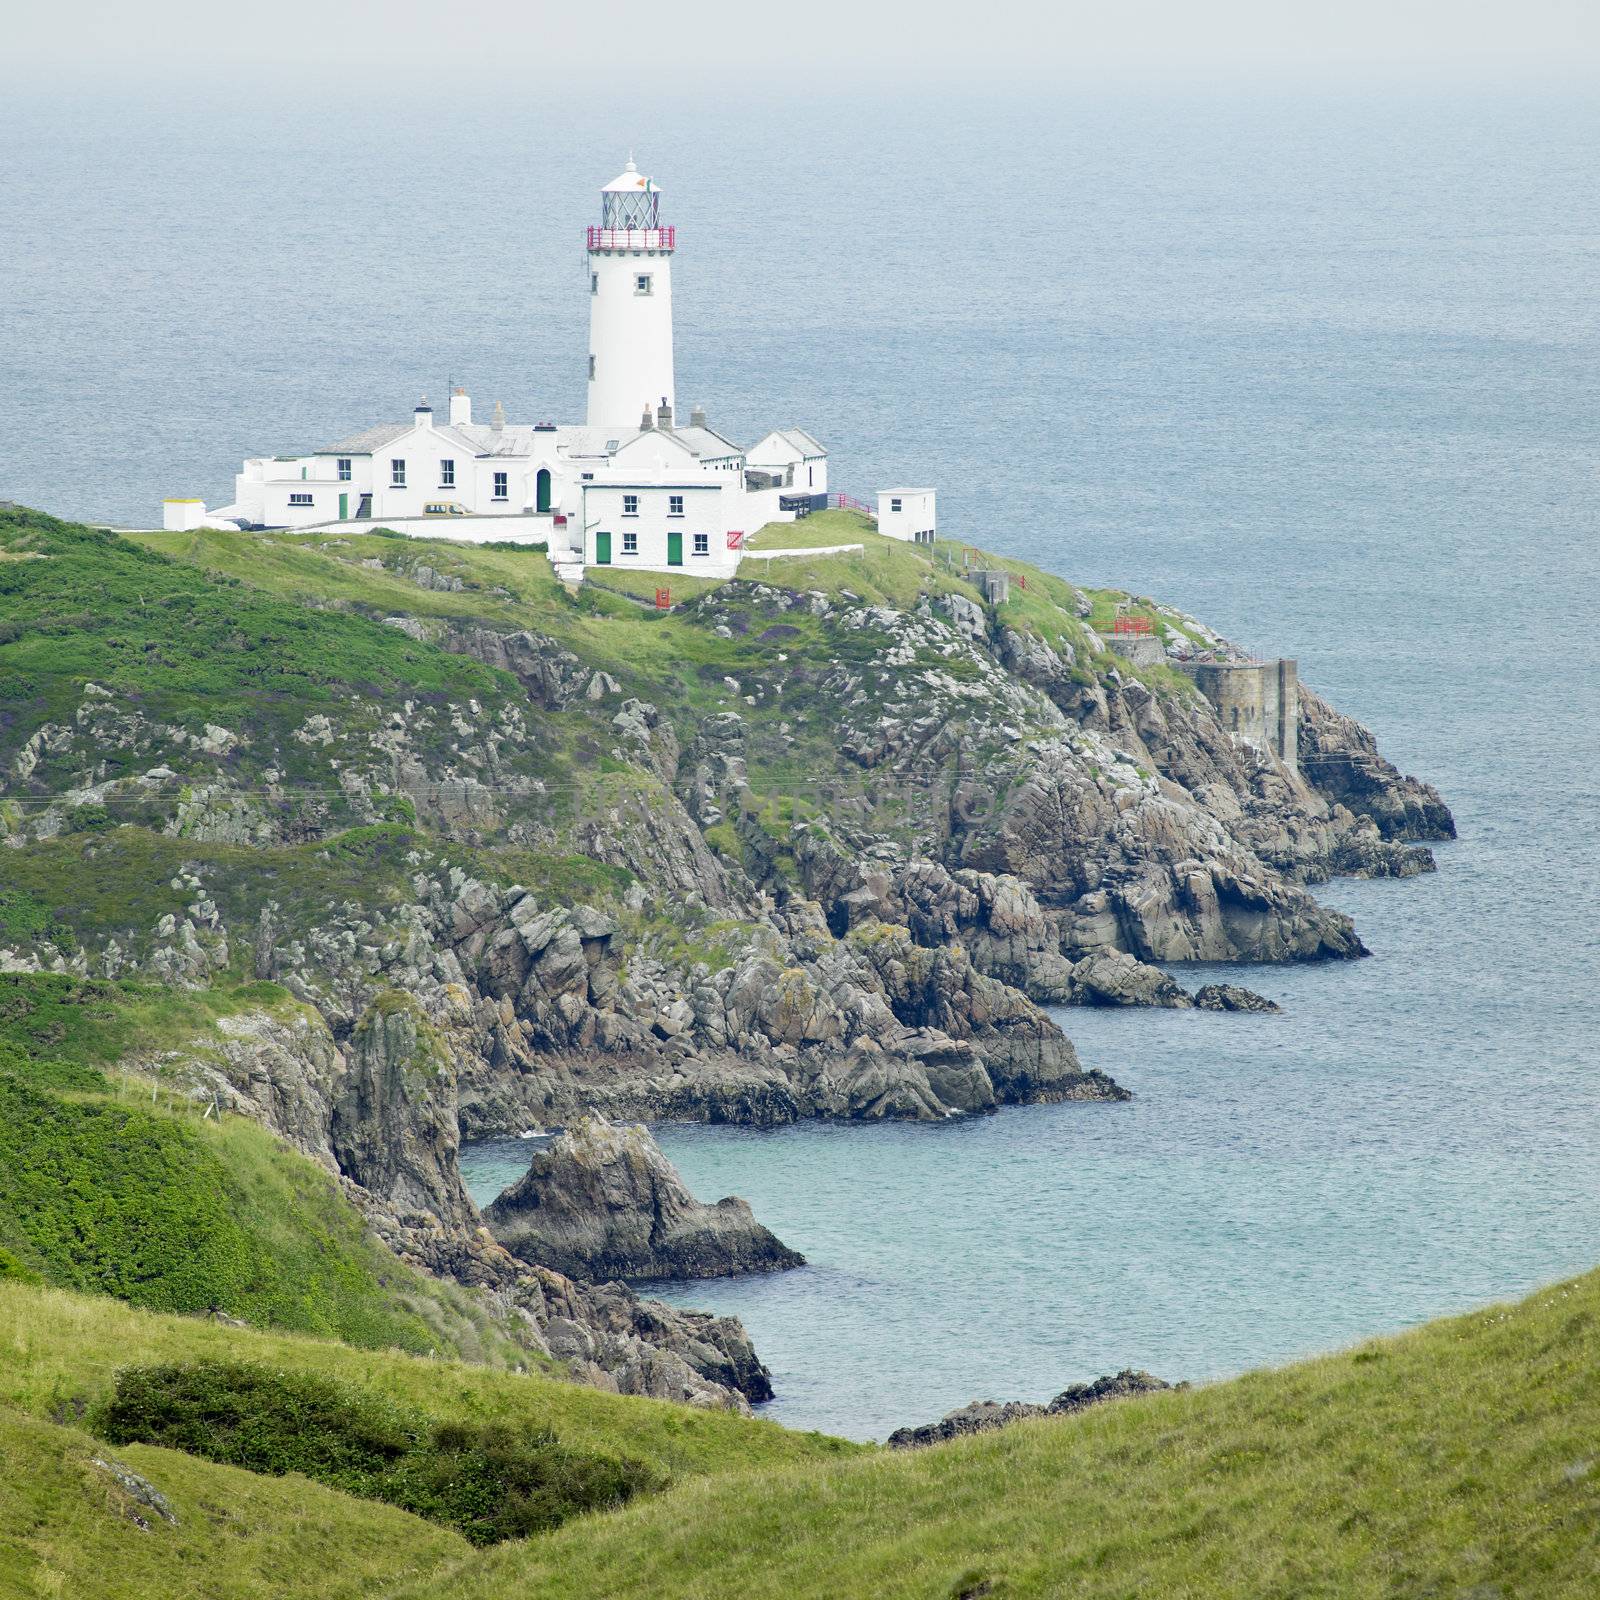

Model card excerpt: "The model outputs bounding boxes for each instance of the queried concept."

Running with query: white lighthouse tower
[585,158,676,429]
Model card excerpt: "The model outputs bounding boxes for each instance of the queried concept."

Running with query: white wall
[586,245,675,428]
[369,422,483,520]
[747,432,828,496]
[582,481,739,577]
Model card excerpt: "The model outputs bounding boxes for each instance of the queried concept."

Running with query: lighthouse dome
[602,158,656,194]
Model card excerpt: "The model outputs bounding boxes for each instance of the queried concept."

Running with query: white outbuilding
[876,488,936,544]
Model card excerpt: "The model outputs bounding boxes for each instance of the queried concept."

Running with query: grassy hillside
[404,1267,1600,1600]
[4,1269,1598,1597]
[0,1282,855,1479]
[0,1404,466,1600]
[0,973,523,1360]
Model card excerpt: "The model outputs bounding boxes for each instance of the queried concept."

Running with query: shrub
[98,1361,658,1543]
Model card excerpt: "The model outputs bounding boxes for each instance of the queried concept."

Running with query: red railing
[587,226,675,251]
[831,493,877,519]
[1112,616,1154,635]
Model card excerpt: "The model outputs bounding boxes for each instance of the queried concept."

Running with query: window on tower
[591,273,599,294]
[588,355,596,379]
[635,274,652,295]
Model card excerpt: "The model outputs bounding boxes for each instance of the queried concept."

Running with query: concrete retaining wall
[1178,658,1298,769]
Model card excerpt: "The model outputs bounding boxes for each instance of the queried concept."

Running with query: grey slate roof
[315,422,412,455]
[310,417,753,461]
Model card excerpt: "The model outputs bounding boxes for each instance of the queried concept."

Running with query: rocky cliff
[0,508,1454,1410]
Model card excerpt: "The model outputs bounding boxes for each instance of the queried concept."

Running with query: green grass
[401,1269,1600,1600]
[0,1282,858,1481]
[0,511,514,737]
[8,1268,1599,1598]
[0,973,531,1361]
[0,1404,468,1600]
[738,515,986,608]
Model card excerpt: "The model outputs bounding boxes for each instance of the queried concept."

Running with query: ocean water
[5,84,1597,1441]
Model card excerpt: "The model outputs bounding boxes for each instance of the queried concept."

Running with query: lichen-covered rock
[331,993,474,1230]
[1193,983,1281,1013]
[485,1117,803,1283]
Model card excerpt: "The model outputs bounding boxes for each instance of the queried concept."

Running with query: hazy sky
[4,0,1598,89]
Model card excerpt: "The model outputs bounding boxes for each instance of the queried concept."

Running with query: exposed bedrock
[1297,686,1456,843]
[161,999,773,1411]
[886,1368,1173,1449]
[998,630,1450,883]
[456,889,1124,1128]
[484,1117,805,1284]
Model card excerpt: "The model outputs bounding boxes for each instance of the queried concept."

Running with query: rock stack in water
[485,1117,804,1283]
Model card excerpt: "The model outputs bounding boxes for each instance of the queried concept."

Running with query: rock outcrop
[885,1368,1172,1448]
[1194,983,1281,1013]
[485,1118,804,1283]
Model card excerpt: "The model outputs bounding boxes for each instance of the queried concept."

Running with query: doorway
[536,468,552,514]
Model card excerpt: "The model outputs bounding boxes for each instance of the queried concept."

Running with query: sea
[4,82,1596,1442]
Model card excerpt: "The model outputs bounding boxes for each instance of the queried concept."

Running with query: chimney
[640,403,655,431]
[449,386,471,427]
[658,398,673,430]
[414,396,433,429]
[491,400,506,433]
[689,403,706,429]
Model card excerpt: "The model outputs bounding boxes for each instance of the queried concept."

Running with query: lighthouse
[585,158,676,429]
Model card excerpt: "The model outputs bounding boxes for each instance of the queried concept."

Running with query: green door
[667,530,683,566]
[595,530,612,565]
[338,492,348,520]
[536,469,552,513]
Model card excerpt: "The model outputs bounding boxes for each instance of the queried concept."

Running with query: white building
[172,158,916,578]
[877,488,936,544]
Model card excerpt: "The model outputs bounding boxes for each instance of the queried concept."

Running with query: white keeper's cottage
[170,157,925,580]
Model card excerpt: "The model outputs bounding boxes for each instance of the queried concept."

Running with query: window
[493,471,508,501]
[391,459,406,487]
[337,458,351,481]
[591,272,599,294]
[622,531,638,554]
[588,354,596,379]
[693,532,709,556]
[669,494,684,516]
[635,273,652,295]
[622,494,639,516]
[289,492,314,507]
[808,466,814,486]
[440,459,455,487]
[890,497,902,512]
